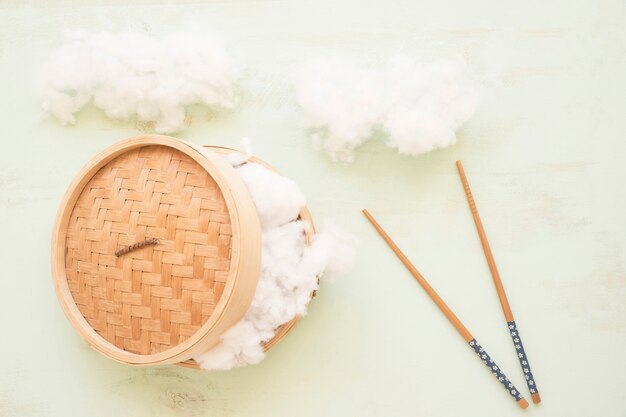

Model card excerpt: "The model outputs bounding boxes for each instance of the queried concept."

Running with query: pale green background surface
[1,1,625,416]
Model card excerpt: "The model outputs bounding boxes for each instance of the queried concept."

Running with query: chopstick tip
[531,392,541,404]
[518,398,529,409]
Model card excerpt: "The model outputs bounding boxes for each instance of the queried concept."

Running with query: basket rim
[51,135,262,365]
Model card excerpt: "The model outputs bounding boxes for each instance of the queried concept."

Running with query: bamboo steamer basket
[177,145,316,370]
[52,136,317,369]
[51,135,262,365]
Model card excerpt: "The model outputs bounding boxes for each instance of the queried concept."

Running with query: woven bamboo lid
[51,135,261,365]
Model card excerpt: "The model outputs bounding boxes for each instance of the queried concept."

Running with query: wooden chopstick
[362,209,529,409]
[455,160,541,404]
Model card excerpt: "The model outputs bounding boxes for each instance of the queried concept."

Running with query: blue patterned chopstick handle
[508,321,538,396]
[469,339,523,401]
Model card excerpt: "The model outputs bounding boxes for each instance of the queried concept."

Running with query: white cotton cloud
[236,162,306,229]
[194,158,356,371]
[296,55,479,162]
[39,30,238,133]
[295,59,386,162]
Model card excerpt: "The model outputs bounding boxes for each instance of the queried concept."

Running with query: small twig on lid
[115,238,159,257]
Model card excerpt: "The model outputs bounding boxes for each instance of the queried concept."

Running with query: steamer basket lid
[51,135,261,365]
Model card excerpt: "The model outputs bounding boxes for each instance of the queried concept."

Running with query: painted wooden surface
[0,1,625,416]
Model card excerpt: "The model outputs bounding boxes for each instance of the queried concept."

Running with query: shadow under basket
[51,135,316,369]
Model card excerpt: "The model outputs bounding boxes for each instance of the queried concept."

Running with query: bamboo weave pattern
[64,145,233,355]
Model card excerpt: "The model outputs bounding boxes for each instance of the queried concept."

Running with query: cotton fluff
[237,163,306,229]
[40,30,238,133]
[194,162,355,371]
[295,60,386,162]
[296,55,479,162]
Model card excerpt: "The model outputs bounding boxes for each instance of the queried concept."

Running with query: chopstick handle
[507,321,541,403]
[469,339,528,408]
